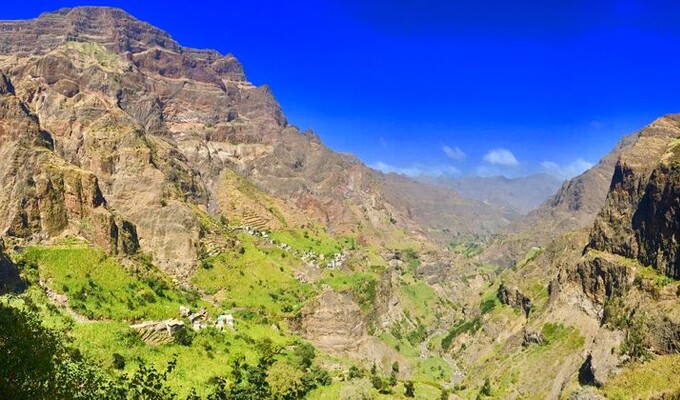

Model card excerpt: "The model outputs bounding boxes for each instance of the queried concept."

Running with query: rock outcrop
[568,115,680,307]
[498,283,533,318]
[130,319,185,345]
[294,288,406,373]
[555,115,680,367]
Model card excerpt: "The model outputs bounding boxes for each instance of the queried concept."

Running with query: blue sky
[4,1,680,179]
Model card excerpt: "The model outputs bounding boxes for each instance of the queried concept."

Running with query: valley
[1,6,680,400]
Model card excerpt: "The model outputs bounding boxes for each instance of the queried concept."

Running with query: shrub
[339,378,373,400]
[172,326,195,346]
[348,365,364,380]
[404,381,416,397]
[112,353,126,370]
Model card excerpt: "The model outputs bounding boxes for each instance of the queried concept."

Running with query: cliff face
[0,71,138,254]
[588,115,680,280]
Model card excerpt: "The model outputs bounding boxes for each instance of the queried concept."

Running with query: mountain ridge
[0,6,512,273]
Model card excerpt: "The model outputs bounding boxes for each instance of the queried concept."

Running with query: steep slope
[0,8,497,398]
[587,115,680,279]
[0,70,138,254]
[548,115,680,394]
[0,7,505,274]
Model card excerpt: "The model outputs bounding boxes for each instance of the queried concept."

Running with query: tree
[391,361,400,374]
[388,371,397,387]
[348,365,364,380]
[440,388,450,400]
[209,356,272,400]
[0,302,60,398]
[0,302,122,399]
[113,353,126,370]
[172,326,195,346]
[123,357,178,400]
[291,342,316,370]
[302,366,332,392]
[255,337,280,366]
[479,378,492,397]
[266,360,306,400]
[404,381,416,398]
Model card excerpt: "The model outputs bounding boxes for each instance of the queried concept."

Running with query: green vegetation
[322,270,378,312]
[441,317,482,350]
[636,264,675,288]
[269,228,344,258]
[20,245,191,321]
[516,247,542,269]
[448,235,488,259]
[193,235,313,316]
[62,41,127,72]
[458,322,585,399]
[540,323,584,349]
[602,354,680,399]
[603,297,652,362]
[400,274,438,321]
[414,356,452,382]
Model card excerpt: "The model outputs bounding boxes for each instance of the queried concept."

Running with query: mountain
[443,115,680,398]
[0,7,511,399]
[2,6,680,400]
[431,173,563,215]
[0,6,507,275]
[480,132,638,267]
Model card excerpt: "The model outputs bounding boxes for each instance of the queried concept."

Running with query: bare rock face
[588,115,680,280]
[296,289,366,353]
[295,288,406,372]
[573,253,637,306]
[0,71,138,254]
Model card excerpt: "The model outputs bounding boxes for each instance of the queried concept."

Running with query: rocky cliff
[588,115,680,280]
[0,69,138,254]
[547,115,680,386]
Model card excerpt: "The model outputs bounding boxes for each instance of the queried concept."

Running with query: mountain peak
[0,7,247,84]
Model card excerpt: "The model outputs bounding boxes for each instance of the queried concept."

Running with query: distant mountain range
[425,173,563,215]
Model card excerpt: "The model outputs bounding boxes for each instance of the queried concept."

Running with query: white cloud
[541,158,594,179]
[442,145,466,161]
[483,148,519,166]
[371,161,461,178]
